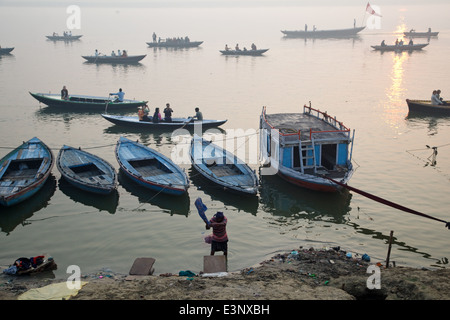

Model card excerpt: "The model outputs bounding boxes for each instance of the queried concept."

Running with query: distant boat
[371,43,428,51]
[259,105,355,192]
[0,137,54,207]
[101,114,227,130]
[115,137,189,196]
[406,99,450,115]
[81,54,146,64]
[46,34,82,41]
[189,135,258,196]
[30,92,147,110]
[0,47,14,54]
[281,26,365,38]
[146,40,203,48]
[220,49,269,56]
[403,30,439,38]
[57,145,117,195]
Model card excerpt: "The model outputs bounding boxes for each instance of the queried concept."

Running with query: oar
[104,93,112,114]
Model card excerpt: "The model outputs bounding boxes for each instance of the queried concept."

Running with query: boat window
[321,144,337,170]
[293,146,300,168]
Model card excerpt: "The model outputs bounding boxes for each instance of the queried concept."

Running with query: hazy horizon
[1,0,449,8]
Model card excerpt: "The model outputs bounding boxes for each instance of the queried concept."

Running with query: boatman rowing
[110,88,125,102]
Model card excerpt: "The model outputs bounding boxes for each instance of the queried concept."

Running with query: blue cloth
[195,198,209,224]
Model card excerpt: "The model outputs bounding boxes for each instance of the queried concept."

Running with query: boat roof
[264,112,350,142]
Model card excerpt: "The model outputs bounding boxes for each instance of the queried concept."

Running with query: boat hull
[277,168,350,193]
[57,146,117,195]
[403,31,438,37]
[0,137,54,207]
[220,49,269,56]
[30,92,147,110]
[102,114,227,130]
[189,136,258,196]
[371,44,428,51]
[0,47,14,54]
[46,35,82,41]
[82,55,146,63]
[115,137,189,196]
[406,99,450,115]
[146,41,203,48]
[281,26,365,38]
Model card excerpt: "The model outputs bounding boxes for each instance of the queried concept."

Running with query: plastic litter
[362,253,371,262]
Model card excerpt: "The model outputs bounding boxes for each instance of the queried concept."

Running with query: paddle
[194,197,210,225]
[104,93,112,114]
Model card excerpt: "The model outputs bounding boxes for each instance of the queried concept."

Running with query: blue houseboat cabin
[259,104,355,192]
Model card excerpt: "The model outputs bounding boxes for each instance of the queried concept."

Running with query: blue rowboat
[189,135,258,196]
[0,137,54,207]
[115,137,189,195]
[57,145,117,195]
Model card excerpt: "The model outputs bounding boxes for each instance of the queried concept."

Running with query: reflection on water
[0,176,56,235]
[259,174,352,223]
[188,167,259,214]
[118,170,190,216]
[58,178,119,214]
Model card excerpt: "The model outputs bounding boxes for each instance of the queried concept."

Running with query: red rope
[325,177,449,229]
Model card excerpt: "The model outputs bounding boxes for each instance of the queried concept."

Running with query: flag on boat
[366,2,382,17]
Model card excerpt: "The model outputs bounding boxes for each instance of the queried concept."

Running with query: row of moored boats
[0,135,259,207]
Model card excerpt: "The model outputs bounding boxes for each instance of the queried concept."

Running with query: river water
[0,2,449,280]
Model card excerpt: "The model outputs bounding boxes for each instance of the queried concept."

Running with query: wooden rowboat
[220,49,269,56]
[0,47,14,54]
[189,135,258,196]
[102,114,227,130]
[57,145,117,195]
[371,43,428,51]
[406,99,450,115]
[46,35,82,41]
[82,54,146,64]
[30,92,147,111]
[403,31,439,38]
[115,137,189,196]
[146,40,203,48]
[281,26,365,38]
[0,137,54,207]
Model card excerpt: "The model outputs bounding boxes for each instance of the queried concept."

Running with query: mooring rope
[325,176,450,229]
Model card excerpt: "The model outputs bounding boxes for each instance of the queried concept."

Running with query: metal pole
[386,230,394,268]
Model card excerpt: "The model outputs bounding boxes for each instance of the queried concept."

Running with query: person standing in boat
[152,32,157,42]
[251,43,257,50]
[110,88,124,102]
[235,43,240,51]
[163,103,173,122]
[61,86,69,100]
[205,212,228,256]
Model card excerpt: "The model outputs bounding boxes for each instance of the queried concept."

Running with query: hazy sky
[1,0,447,7]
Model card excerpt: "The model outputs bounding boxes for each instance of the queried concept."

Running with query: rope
[324,176,450,229]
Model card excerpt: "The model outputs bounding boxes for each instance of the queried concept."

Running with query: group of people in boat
[138,104,204,123]
[151,32,191,44]
[431,89,447,105]
[224,43,258,51]
[380,38,414,47]
[94,49,129,58]
[52,31,73,37]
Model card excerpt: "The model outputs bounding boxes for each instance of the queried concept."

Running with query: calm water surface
[0,3,449,279]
